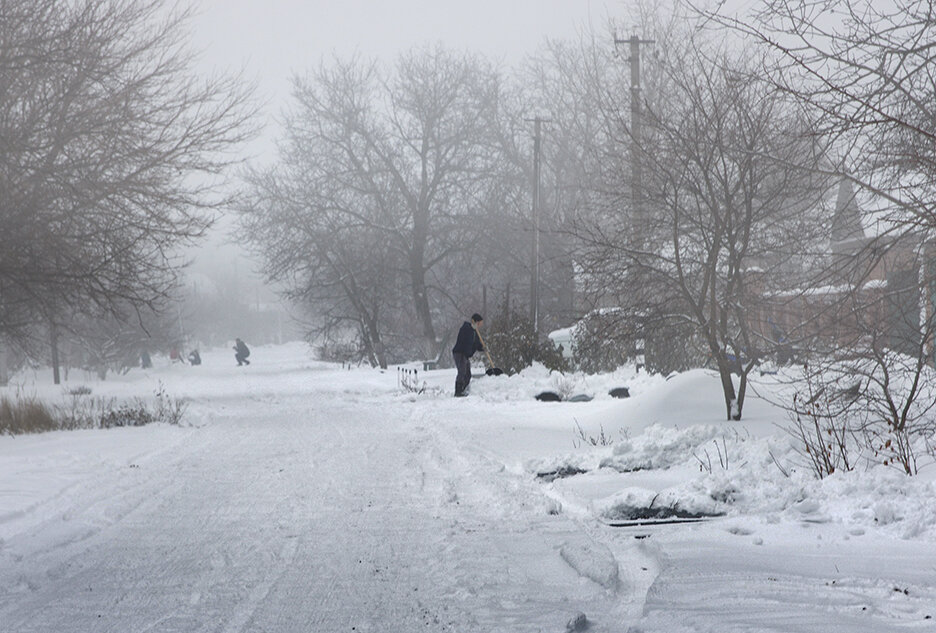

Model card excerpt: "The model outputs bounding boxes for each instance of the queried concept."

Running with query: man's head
[471,313,483,328]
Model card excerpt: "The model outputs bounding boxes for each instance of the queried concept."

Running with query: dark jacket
[452,321,483,358]
[235,340,250,357]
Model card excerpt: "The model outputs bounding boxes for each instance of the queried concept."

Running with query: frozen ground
[1,342,934,632]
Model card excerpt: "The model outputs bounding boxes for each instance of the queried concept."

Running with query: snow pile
[462,361,666,403]
[790,467,936,538]
[438,361,936,539]
[524,422,746,484]
[593,483,729,520]
[539,419,936,538]
[526,453,600,480]
[599,423,729,472]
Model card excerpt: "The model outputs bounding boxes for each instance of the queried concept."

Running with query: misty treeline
[0,0,254,382]
[2,0,936,457]
[241,0,936,437]
[239,28,612,370]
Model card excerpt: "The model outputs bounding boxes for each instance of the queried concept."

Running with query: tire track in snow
[0,432,204,606]
[0,424,197,544]
[1,380,646,633]
[407,406,643,632]
[410,398,667,628]
[217,537,300,633]
[238,402,467,633]
[0,406,292,632]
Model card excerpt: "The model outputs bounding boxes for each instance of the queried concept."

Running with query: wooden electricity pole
[614,34,655,234]
[527,116,549,334]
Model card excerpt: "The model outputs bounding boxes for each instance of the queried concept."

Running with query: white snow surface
[1,343,935,631]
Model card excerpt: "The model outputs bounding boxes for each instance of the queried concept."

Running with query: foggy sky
[186,1,617,289]
[191,0,613,162]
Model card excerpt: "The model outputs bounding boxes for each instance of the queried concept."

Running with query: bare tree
[688,0,936,455]
[59,302,180,379]
[0,0,255,381]
[240,164,401,368]
[697,0,936,233]
[242,47,503,362]
[577,29,830,419]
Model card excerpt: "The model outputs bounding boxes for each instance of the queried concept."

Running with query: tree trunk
[734,358,759,421]
[360,317,388,370]
[0,345,8,386]
[716,357,738,420]
[50,322,61,385]
[409,257,437,359]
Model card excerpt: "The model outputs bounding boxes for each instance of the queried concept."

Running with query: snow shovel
[474,326,504,376]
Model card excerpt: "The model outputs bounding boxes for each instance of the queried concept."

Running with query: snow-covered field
[1,342,934,632]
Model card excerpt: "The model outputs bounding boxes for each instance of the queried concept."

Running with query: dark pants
[453,352,471,396]
[236,352,250,366]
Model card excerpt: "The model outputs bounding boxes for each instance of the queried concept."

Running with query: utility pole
[526,116,549,334]
[50,321,60,385]
[482,284,487,322]
[614,33,655,234]
[505,282,511,332]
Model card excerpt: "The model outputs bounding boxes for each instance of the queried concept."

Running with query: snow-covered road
[0,376,638,632]
[2,344,934,632]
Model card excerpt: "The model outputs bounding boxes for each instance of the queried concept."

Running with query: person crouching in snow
[451,313,484,397]
[188,349,201,366]
[234,338,250,366]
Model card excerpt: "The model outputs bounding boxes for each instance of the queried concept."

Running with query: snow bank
[539,418,936,539]
[410,357,936,541]
[459,361,666,404]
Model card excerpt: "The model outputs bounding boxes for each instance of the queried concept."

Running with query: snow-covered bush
[571,311,707,375]
[572,419,617,448]
[484,309,568,374]
[318,339,364,365]
[570,311,631,374]
[551,373,581,399]
[782,356,936,477]
[786,366,863,478]
[692,431,750,474]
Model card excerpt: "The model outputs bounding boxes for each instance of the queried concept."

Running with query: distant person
[169,346,184,364]
[451,313,484,397]
[188,349,202,366]
[234,338,251,366]
[140,350,152,369]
